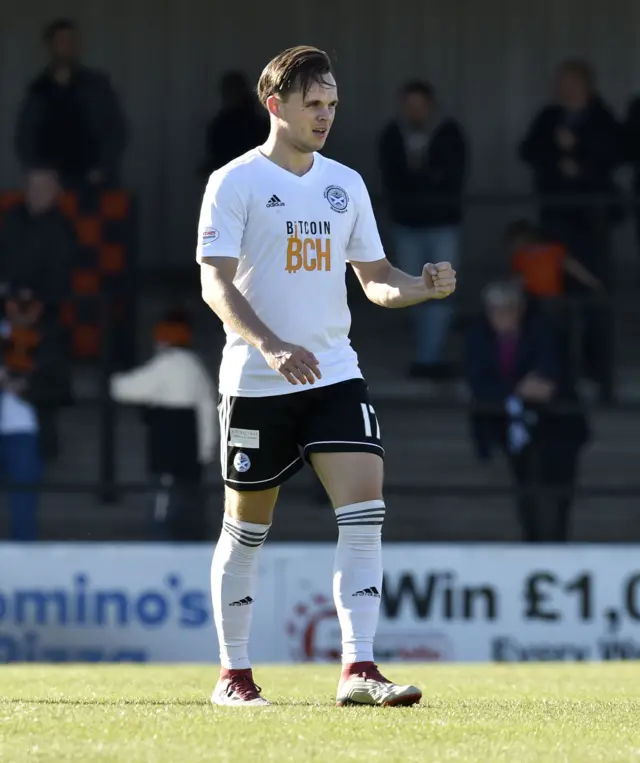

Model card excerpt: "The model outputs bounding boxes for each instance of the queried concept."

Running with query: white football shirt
[197,149,386,397]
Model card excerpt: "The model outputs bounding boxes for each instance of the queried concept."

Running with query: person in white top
[199,46,456,708]
[110,309,217,541]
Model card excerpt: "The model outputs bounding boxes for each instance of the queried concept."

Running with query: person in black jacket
[465,281,589,542]
[623,95,640,259]
[519,60,622,272]
[379,81,467,379]
[15,18,128,189]
[201,71,269,178]
[519,61,621,394]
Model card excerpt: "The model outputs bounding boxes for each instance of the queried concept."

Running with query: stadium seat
[0,188,137,366]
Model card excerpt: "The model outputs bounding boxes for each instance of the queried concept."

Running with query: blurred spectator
[16,18,128,189]
[623,96,640,259]
[519,62,620,394]
[465,281,589,543]
[201,71,269,177]
[519,60,622,268]
[0,361,41,542]
[0,170,74,460]
[0,287,71,539]
[110,309,217,541]
[506,219,602,300]
[379,80,467,379]
[0,170,74,310]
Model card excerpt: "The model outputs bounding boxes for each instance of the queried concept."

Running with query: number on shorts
[360,403,381,440]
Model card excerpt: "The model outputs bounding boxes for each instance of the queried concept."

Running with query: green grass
[2,664,640,762]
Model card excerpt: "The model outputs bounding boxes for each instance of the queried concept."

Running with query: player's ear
[265,94,281,119]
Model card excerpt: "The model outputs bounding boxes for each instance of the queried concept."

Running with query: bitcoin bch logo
[285,221,332,273]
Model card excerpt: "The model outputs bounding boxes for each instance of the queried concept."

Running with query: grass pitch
[2,663,640,762]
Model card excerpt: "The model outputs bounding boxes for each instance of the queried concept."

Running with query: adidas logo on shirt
[352,587,380,597]
[266,194,285,208]
[229,596,254,607]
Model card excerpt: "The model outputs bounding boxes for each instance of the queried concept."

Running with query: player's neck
[259,136,314,177]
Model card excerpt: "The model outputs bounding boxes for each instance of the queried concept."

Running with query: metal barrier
[85,193,640,503]
[1,191,638,540]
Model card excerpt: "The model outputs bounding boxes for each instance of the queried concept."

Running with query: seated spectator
[506,219,602,299]
[378,80,468,379]
[15,18,128,189]
[110,309,217,541]
[0,170,74,311]
[201,71,269,177]
[0,288,70,540]
[465,281,589,542]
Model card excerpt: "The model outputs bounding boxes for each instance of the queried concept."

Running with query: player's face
[278,75,338,153]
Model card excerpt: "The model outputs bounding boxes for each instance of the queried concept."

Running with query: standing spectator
[201,71,269,177]
[623,95,640,261]
[465,281,589,543]
[0,362,42,542]
[519,61,622,274]
[15,18,128,189]
[519,61,621,394]
[0,287,70,540]
[379,81,467,379]
[110,310,217,541]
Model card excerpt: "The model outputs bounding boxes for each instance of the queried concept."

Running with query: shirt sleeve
[345,175,387,263]
[196,169,246,262]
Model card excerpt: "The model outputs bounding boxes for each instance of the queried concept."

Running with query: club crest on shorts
[233,452,251,473]
[324,185,349,213]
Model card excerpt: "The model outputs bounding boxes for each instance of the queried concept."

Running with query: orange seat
[0,188,135,360]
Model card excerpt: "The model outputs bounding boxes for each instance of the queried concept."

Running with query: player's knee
[335,498,386,532]
[224,487,278,526]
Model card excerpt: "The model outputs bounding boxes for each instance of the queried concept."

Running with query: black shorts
[218,379,383,491]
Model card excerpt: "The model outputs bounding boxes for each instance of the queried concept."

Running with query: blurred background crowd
[1,3,640,545]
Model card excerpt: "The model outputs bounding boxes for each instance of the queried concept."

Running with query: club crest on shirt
[324,185,349,214]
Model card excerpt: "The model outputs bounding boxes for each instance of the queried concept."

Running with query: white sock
[333,500,385,664]
[210,515,270,670]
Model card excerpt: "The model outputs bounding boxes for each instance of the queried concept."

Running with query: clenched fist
[423,262,457,300]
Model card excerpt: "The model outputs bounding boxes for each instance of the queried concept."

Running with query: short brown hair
[256,46,334,107]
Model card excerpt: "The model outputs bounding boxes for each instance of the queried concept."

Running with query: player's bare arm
[350,257,457,308]
[200,257,321,385]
